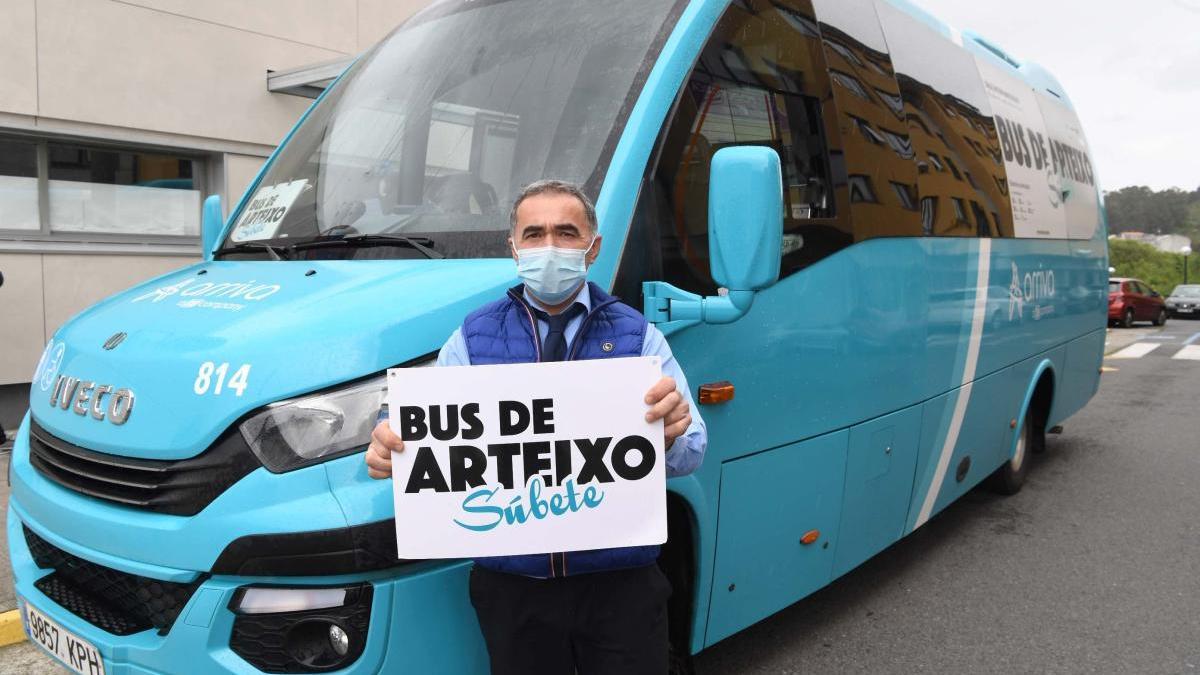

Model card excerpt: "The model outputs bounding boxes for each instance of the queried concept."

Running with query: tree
[1109,239,1199,294]
[1103,185,1200,236]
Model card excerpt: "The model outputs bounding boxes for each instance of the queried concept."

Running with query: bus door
[615,0,924,644]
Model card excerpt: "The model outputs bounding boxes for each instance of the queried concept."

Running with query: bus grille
[27,418,259,516]
[24,526,204,636]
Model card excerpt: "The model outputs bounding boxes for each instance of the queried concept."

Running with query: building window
[927,152,945,172]
[850,115,886,145]
[849,175,878,203]
[994,176,1009,196]
[951,197,967,223]
[890,181,917,211]
[908,113,932,137]
[0,138,39,231]
[0,135,205,241]
[943,155,963,180]
[879,128,915,159]
[826,40,864,67]
[829,69,871,101]
[920,196,937,235]
[874,87,905,116]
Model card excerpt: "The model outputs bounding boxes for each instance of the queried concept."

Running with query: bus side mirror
[202,194,223,262]
[709,146,783,294]
[643,146,783,333]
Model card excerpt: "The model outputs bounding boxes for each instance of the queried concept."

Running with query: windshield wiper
[291,234,445,259]
[213,242,288,261]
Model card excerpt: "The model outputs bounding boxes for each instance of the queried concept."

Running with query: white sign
[387,357,665,559]
[231,179,307,242]
[974,57,1066,239]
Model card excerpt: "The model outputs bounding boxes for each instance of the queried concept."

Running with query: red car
[1109,277,1167,328]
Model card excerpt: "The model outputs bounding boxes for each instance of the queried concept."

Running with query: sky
[911,0,1200,192]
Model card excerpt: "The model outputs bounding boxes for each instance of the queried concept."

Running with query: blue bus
[8,0,1106,672]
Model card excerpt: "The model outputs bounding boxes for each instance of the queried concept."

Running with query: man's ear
[585,234,602,266]
[509,236,519,263]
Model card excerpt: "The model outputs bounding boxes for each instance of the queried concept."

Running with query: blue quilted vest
[462,282,657,578]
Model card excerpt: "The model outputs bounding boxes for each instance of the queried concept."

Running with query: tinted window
[619,0,841,297]
[813,0,922,240]
[1107,280,1120,293]
[875,1,1013,237]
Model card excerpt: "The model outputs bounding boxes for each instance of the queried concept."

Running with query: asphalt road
[3,321,1200,673]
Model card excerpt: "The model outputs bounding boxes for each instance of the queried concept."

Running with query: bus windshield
[219,0,682,261]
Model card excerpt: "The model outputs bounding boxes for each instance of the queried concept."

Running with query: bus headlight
[240,376,386,472]
[240,358,434,472]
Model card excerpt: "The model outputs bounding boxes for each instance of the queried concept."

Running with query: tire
[990,407,1037,495]
[1121,308,1134,328]
[1153,308,1167,326]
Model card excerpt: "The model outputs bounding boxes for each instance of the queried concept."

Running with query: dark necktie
[535,304,585,362]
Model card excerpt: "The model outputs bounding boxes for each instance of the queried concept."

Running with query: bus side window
[813,0,923,242]
[874,1,1015,238]
[628,0,844,298]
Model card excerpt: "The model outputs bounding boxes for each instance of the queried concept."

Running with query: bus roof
[878,0,1076,111]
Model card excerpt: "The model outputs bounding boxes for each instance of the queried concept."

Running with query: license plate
[21,600,106,675]
[1179,308,1193,313]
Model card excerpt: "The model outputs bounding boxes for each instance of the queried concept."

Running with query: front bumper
[7,417,489,674]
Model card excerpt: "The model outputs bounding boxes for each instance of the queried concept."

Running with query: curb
[0,608,26,647]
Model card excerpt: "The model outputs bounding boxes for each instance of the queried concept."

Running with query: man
[365,179,707,674]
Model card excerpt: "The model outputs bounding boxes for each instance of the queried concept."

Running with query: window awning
[267,56,354,98]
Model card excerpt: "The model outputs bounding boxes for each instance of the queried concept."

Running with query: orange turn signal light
[800,529,820,545]
[698,381,735,405]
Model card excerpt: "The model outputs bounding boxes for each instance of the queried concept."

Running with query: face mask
[514,236,596,305]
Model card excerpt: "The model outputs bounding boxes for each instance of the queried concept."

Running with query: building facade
[0,0,431,428]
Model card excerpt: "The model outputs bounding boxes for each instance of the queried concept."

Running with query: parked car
[1109,277,1167,327]
[1166,284,1200,319]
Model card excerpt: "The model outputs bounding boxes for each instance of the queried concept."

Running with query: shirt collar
[522,282,591,317]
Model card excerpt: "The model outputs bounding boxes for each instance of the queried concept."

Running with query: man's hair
[509,180,598,234]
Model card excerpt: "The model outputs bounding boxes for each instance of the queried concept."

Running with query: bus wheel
[989,409,1034,495]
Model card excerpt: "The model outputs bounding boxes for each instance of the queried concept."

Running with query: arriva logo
[1008,262,1056,321]
[132,278,282,308]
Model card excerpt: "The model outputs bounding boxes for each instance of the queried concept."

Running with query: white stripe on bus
[914,239,992,530]
[1108,342,1160,359]
[1172,345,1200,361]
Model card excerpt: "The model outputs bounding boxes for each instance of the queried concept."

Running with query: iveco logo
[49,375,135,425]
[103,332,126,350]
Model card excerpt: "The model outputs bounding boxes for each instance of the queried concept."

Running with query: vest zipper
[510,290,544,362]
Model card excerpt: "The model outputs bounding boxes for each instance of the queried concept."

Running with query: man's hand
[366,420,404,479]
[644,376,691,450]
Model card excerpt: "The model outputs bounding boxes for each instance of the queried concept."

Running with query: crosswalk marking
[1172,345,1200,361]
[1110,342,1161,359]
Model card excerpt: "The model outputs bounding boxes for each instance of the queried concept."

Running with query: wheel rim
[1011,423,1027,471]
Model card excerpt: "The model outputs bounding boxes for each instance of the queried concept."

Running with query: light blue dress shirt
[436,285,707,477]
